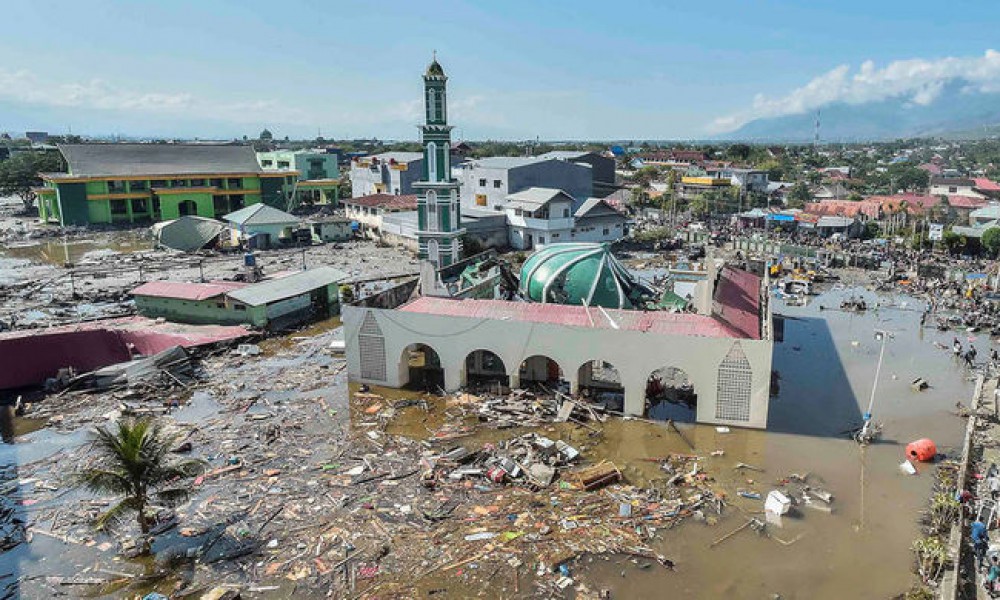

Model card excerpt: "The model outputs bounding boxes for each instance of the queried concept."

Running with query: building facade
[257,149,340,207]
[37,144,295,226]
[349,152,424,197]
[457,157,593,213]
[413,57,465,267]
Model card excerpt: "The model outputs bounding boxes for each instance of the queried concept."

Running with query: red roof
[712,267,763,340]
[344,193,418,210]
[865,194,942,215]
[130,280,247,301]
[947,195,988,209]
[974,178,1000,192]
[804,200,881,219]
[917,163,943,175]
[398,297,753,339]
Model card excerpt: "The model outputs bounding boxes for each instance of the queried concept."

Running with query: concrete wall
[344,305,772,428]
[459,160,593,211]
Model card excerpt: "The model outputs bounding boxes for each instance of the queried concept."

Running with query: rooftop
[56,143,263,177]
[223,203,299,226]
[466,156,548,170]
[505,187,572,210]
[131,280,248,301]
[344,193,418,211]
[974,178,1000,192]
[227,266,348,307]
[398,296,750,339]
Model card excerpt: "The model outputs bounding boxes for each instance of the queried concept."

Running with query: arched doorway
[464,349,508,389]
[518,355,565,391]
[178,199,198,216]
[399,343,443,391]
[645,366,697,422]
[577,360,624,411]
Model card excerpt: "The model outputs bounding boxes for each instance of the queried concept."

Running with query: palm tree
[76,418,205,554]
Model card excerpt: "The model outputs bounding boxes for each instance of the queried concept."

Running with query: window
[479,178,487,187]
[552,233,560,239]
[151,180,167,188]
[234,304,246,311]
[427,142,438,181]
[476,194,487,207]
[261,160,273,167]
[210,178,223,187]
[603,228,610,235]
[216,303,225,309]
[190,178,206,187]
[131,198,148,213]
[538,236,545,244]
[227,178,242,189]
[493,179,501,188]
[949,186,958,193]
[110,199,128,214]
[563,208,570,217]
[130,180,147,191]
[108,180,125,193]
[277,161,290,168]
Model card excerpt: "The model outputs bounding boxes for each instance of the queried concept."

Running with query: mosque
[342,59,774,429]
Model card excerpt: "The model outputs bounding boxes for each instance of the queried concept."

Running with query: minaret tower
[414,54,465,268]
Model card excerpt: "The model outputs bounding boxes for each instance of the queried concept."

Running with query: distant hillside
[719,84,1000,142]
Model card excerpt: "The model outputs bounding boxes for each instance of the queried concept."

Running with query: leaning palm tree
[75,417,205,554]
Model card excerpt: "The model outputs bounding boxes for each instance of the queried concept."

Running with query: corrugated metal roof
[398,297,748,339]
[150,215,226,252]
[468,156,547,170]
[227,266,349,306]
[130,280,247,301]
[59,143,262,177]
[506,187,570,209]
[343,193,418,210]
[223,203,299,226]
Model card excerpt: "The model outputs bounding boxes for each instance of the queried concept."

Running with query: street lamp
[857,328,892,444]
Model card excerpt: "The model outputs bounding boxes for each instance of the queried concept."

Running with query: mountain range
[719,84,1000,142]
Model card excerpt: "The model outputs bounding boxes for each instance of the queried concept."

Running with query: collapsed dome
[518,243,651,309]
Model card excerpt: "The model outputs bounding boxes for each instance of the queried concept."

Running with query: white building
[457,156,593,212]
[349,152,424,197]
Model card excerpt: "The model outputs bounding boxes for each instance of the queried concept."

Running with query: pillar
[445,365,462,392]
[624,381,646,417]
[509,372,521,389]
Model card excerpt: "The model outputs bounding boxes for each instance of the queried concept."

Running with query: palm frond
[74,468,133,496]
[93,496,140,532]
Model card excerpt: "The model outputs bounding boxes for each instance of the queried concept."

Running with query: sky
[2,0,1000,141]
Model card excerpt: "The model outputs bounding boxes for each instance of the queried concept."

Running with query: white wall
[344,304,773,428]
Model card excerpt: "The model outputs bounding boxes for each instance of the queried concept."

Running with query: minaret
[414,55,465,268]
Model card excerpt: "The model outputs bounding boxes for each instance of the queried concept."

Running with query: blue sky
[2,0,1000,140]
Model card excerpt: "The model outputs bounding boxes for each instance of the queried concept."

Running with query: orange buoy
[906,438,937,462]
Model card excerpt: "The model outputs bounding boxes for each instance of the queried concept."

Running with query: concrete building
[257,149,340,207]
[344,246,773,428]
[37,144,295,226]
[571,198,628,243]
[343,193,418,237]
[223,203,301,249]
[504,188,576,249]
[457,156,593,212]
[677,176,731,201]
[536,150,616,195]
[307,216,353,243]
[132,266,347,328]
[930,176,986,199]
[707,167,769,194]
[349,152,423,197]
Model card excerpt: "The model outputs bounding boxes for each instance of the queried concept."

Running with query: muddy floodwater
[0,235,154,267]
[0,284,981,598]
[585,285,976,599]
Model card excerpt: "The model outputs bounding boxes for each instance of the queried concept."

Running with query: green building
[257,149,340,208]
[37,144,296,226]
[414,56,465,267]
[130,266,348,329]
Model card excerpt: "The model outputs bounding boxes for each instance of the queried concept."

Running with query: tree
[0,151,65,210]
[861,221,880,240]
[75,418,205,554]
[942,230,966,255]
[982,227,1000,257]
[786,182,812,209]
[337,176,352,199]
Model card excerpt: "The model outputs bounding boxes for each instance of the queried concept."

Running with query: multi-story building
[37,144,295,226]
[707,167,769,194]
[257,149,340,206]
[536,150,616,195]
[349,151,423,197]
[457,156,592,213]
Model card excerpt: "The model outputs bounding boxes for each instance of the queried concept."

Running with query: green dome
[519,243,651,309]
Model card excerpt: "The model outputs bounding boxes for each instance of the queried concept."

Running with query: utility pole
[858,328,891,444]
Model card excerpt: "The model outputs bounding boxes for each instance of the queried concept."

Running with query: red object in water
[906,438,937,462]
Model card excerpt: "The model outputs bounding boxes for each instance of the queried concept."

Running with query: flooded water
[0,283,981,598]
[583,285,976,599]
[0,235,153,267]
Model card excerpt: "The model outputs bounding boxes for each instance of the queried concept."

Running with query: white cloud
[0,68,295,125]
[709,49,1000,133]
